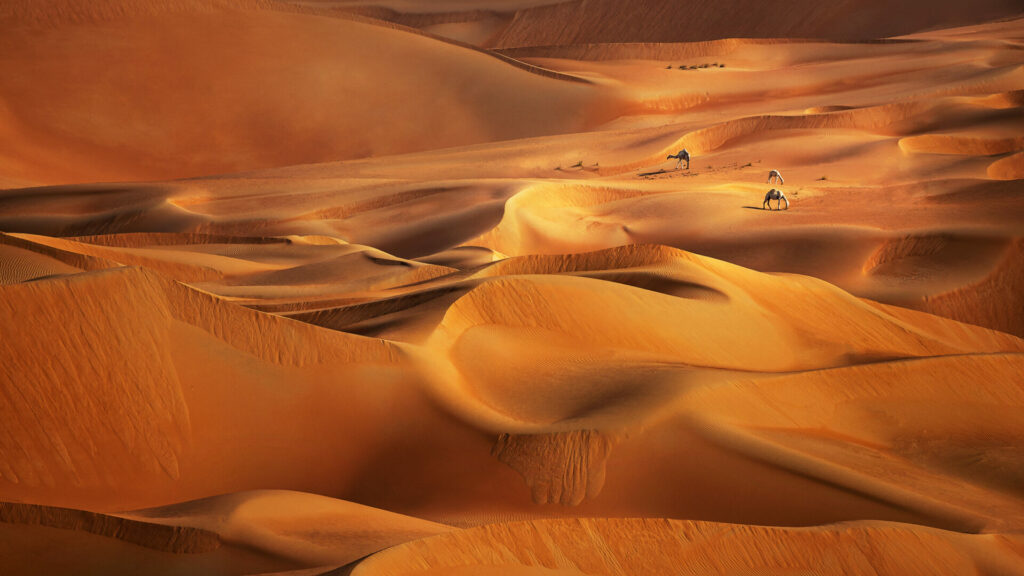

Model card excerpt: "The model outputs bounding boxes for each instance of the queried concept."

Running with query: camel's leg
[782,196,790,210]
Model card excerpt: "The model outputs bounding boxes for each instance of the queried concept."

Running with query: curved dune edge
[351,518,1024,576]
[0,501,219,553]
[684,352,1024,531]
[923,238,1024,338]
[416,247,1024,517]
[459,174,1023,337]
[0,243,84,284]
[2,244,1022,503]
[70,232,298,248]
[126,490,453,566]
[973,89,1024,109]
[988,150,1024,179]
[0,231,120,273]
[0,491,454,572]
[590,98,983,176]
[859,233,1012,305]
[4,232,225,282]
[861,233,1010,274]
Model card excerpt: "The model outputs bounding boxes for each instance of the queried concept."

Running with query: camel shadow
[638,168,667,177]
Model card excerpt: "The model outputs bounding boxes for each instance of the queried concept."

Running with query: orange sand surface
[1,1,1023,575]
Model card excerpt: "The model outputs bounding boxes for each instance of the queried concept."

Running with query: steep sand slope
[128,490,452,566]
[0,501,294,576]
[0,0,613,186]
[2,244,1023,533]
[0,492,449,575]
[0,265,411,510]
[352,518,1024,576]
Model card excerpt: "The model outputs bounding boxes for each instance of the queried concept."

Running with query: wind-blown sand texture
[1,1,1023,574]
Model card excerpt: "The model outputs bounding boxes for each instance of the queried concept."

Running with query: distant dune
[353,518,1024,576]
[327,0,1024,47]
[0,0,614,186]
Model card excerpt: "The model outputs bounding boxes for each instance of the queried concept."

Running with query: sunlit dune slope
[0,491,450,575]
[0,0,613,186]
[0,264,408,510]
[2,243,1023,532]
[352,518,1024,576]
[127,490,452,566]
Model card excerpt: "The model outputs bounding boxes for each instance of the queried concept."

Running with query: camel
[667,149,690,170]
[767,169,784,185]
[763,188,789,210]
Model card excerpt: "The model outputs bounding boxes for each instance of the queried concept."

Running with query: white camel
[763,188,789,210]
[667,149,690,170]
[767,169,784,185]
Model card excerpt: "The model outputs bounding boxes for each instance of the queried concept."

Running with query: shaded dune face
[326,0,1024,48]
[2,4,1024,576]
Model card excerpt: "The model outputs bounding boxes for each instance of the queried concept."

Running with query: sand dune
[0,0,614,186]
[487,0,1024,47]
[2,243,1023,535]
[0,501,219,553]
[0,492,449,575]
[4,19,1020,335]
[989,150,1024,179]
[0,243,83,284]
[352,518,1024,576]
[128,490,452,566]
[2,6,1023,575]
[0,265,405,509]
[317,0,1024,48]
[0,501,300,576]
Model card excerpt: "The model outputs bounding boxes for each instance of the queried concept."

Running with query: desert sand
[1,0,1023,574]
